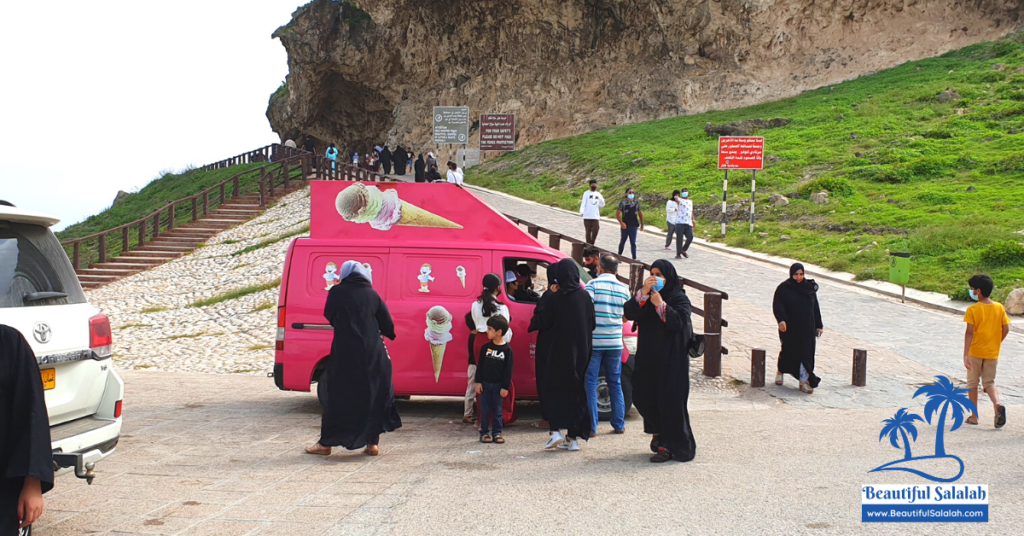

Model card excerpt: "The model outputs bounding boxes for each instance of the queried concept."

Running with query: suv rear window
[0,221,86,308]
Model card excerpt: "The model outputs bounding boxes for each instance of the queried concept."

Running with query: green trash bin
[889,252,910,286]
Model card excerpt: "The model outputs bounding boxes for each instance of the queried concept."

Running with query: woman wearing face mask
[624,260,696,463]
[772,263,823,393]
[664,190,680,250]
[616,188,644,260]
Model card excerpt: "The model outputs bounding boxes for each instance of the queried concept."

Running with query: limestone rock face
[1006,288,1024,316]
[267,0,1023,152]
[810,191,830,205]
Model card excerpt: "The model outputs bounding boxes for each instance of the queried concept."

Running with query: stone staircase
[75,188,304,289]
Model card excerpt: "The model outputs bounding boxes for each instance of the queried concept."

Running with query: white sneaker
[566,439,581,452]
[544,432,564,450]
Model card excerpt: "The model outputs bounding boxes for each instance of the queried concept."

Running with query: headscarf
[651,259,691,315]
[786,262,818,295]
[554,258,580,294]
[789,262,804,278]
[545,263,558,289]
[340,260,372,283]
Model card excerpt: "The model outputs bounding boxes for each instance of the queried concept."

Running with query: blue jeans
[618,226,638,259]
[479,382,504,436]
[586,348,625,433]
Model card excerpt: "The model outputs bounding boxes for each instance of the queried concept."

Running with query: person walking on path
[325,143,339,170]
[580,179,605,245]
[475,316,514,444]
[616,188,644,260]
[584,254,630,436]
[529,265,559,428]
[306,261,401,457]
[302,136,316,154]
[393,146,409,175]
[772,263,823,394]
[468,274,513,424]
[379,146,393,175]
[1,325,54,533]
[531,259,596,452]
[414,153,426,182]
[447,162,464,186]
[624,260,697,463]
[962,274,1011,427]
[674,188,695,259]
[664,190,680,251]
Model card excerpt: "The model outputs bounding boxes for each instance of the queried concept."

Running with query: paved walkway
[469,187,1024,409]
[35,371,1024,535]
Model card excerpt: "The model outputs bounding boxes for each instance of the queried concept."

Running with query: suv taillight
[276,306,286,351]
[89,313,113,359]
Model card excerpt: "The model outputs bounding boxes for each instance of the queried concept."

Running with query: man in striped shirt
[584,254,630,436]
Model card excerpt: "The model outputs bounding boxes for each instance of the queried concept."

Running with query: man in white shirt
[446,161,464,186]
[674,188,695,259]
[579,179,605,245]
[664,189,680,251]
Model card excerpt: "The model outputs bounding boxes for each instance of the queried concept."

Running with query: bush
[915,192,955,204]
[948,286,972,301]
[799,176,855,197]
[980,241,1024,266]
[976,70,1006,83]
[904,157,954,180]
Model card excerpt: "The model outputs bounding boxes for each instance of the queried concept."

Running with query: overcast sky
[0,1,299,231]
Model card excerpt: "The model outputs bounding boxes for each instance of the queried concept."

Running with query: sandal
[364,444,379,456]
[966,415,979,425]
[493,434,505,444]
[995,405,1006,429]
[481,434,493,443]
[650,447,673,463]
[462,416,475,424]
[799,382,814,394]
[304,442,331,456]
[775,372,784,386]
[650,435,660,453]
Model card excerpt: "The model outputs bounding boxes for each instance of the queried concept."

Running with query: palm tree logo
[870,376,978,482]
[879,408,924,460]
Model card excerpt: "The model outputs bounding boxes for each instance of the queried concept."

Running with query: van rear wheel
[597,361,634,421]
[316,372,328,409]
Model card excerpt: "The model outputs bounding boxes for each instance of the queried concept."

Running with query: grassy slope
[467,37,1024,300]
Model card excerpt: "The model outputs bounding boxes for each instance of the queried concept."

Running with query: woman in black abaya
[624,259,696,463]
[414,154,426,182]
[306,261,401,457]
[772,263,823,394]
[532,258,595,451]
[528,265,559,427]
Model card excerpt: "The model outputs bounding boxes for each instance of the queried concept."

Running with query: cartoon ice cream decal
[362,263,373,282]
[335,182,463,231]
[456,266,466,288]
[418,264,434,292]
[323,262,340,290]
[424,306,453,382]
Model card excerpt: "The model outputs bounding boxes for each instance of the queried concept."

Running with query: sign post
[433,106,470,164]
[717,136,764,236]
[479,113,516,152]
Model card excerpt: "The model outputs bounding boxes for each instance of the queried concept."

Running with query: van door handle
[291,323,334,330]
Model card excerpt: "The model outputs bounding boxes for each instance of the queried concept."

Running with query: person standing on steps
[325,143,339,170]
[584,254,630,437]
[379,145,393,175]
[414,153,426,183]
[306,261,401,457]
[580,179,605,245]
[1,325,54,534]
[772,263,823,394]
[624,260,697,463]
[616,188,644,260]
[674,188,695,259]
[664,190,680,251]
[532,259,596,452]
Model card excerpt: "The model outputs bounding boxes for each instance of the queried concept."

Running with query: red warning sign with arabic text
[717,136,764,170]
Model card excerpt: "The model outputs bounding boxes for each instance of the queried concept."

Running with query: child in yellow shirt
[963,274,1011,428]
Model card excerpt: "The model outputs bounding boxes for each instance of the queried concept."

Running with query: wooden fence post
[219,184,225,205]
[853,349,867,386]
[751,349,766,387]
[703,292,723,377]
[527,226,539,238]
[72,242,80,271]
[203,192,209,217]
[282,163,290,189]
[628,263,645,295]
[191,197,198,222]
[571,242,585,264]
[138,221,145,249]
[233,177,240,197]
[153,213,160,239]
[122,226,130,254]
[98,233,106,264]
[548,234,561,250]
[168,203,175,230]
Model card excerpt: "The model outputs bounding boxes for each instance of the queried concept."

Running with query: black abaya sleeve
[623,297,642,322]
[772,285,787,324]
[0,326,54,494]
[528,292,555,333]
[813,295,823,330]
[375,298,397,340]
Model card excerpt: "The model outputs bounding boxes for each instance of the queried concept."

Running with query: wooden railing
[504,215,730,377]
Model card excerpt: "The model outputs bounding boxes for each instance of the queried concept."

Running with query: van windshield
[0,222,86,308]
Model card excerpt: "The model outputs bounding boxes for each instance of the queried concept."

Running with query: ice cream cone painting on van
[335,182,462,231]
[424,306,453,382]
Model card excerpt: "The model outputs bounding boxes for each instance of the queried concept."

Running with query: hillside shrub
[849,164,912,184]
[993,154,1024,173]
[799,176,855,197]
[915,192,955,204]
[905,156,954,180]
[980,241,1024,266]
[975,70,1006,83]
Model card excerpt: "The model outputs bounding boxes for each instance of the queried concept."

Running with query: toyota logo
[33,323,51,344]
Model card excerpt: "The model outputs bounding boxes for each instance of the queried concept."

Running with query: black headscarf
[554,258,580,294]
[545,263,558,287]
[651,259,691,315]
[786,262,819,296]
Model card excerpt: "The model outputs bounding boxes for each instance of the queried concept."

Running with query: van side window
[502,258,549,305]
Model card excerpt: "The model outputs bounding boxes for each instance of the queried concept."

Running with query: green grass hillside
[467,36,1024,300]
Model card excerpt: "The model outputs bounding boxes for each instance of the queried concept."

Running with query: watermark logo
[863,376,988,523]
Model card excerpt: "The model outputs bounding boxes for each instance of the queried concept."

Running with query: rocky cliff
[267,0,1022,153]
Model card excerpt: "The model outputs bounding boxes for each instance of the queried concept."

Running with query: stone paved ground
[35,371,1024,535]
[470,187,1024,410]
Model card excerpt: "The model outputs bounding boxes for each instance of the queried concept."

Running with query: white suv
[0,201,123,483]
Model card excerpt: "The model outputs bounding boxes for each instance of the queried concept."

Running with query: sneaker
[544,431,564,450]
[566,439,581,452]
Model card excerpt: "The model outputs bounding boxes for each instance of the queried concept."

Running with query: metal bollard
[853,349,867,386]
[751,348,765,387]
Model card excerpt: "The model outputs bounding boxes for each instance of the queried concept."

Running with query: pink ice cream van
[273,181,633,421]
